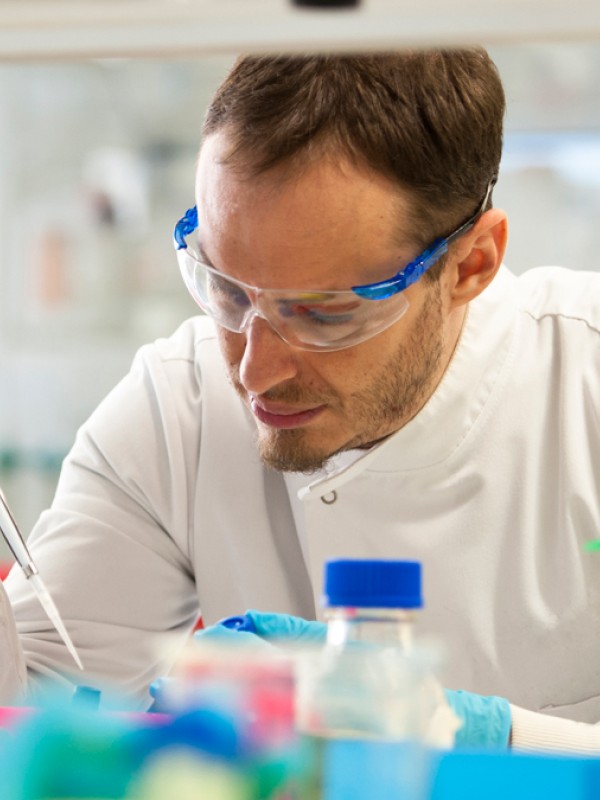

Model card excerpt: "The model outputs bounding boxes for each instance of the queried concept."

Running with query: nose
[238,315,300,395]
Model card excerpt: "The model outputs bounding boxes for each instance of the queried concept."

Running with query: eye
[207,273,251,309]
[278,298,360,325]
[296,306,354,325]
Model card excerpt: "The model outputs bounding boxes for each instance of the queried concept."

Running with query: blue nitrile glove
[242,609,327,643]
[194,610,327,645]
[196,611,512,748]
[444,689,511,748]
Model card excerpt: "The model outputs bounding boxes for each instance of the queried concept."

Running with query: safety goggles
[173,180,495,352]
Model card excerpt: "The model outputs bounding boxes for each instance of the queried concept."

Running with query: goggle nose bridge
[237,294,285,340]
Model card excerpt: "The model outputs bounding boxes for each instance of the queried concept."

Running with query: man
[2,48,600,751]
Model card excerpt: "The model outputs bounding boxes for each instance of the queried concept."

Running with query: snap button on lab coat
[321,491,337,505]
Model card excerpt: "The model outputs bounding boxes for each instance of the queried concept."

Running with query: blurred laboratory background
[0,42,599,552]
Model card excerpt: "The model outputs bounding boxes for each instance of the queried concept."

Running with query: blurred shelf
[1,0,600,61]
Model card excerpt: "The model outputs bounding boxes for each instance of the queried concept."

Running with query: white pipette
[0,491,83,671]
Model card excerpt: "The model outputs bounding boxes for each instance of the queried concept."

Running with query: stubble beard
[234,285,445,474]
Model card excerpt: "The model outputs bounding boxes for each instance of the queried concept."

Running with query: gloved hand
[197,610,511,749]
[198,609,327,644]
[445,689,511,748]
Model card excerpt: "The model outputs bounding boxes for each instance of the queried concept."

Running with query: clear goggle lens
[174,178,497,352]
[176,247,410,352]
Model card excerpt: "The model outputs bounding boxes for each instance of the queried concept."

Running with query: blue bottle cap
[323,559,423,609]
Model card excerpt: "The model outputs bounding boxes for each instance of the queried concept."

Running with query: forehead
[195,133,419,288]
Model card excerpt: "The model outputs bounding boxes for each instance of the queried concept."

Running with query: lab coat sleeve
[0,577,27,703]
[3,333,202,709]
[511,705,600,753]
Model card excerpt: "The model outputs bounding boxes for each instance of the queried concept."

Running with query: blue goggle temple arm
[351,238,450,300]
[352,177,497,301]
[174,206,198,250]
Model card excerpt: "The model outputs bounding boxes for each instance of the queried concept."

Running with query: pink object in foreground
[0,707,33,728]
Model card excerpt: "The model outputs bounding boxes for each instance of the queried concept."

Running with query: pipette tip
[28,573,84,671]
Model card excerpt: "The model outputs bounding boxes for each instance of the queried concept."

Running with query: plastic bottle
[297,558,427,743]
[297,559,437,800]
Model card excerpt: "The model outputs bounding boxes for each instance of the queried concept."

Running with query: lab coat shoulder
[61,314,244,551]
[514,266,600,431]
[516,266,600,332]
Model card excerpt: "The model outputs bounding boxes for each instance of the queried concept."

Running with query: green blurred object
[584,540,600,552]
[0,447,66,474]
[0,708,139,799]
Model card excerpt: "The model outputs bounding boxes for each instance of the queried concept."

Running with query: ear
[447,209,508,309]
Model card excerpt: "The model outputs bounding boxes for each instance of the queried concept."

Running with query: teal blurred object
[323,742,600,800]
[430,749,600,800]
[0,707,139,799]
[322,739,432,800]
[72,685,102,710]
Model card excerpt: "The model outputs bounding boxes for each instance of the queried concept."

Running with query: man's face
[196,134,458,473]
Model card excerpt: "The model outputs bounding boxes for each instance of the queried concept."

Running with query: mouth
[250,397,326,429]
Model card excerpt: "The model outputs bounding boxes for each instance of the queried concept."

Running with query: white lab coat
[2,265,600,748]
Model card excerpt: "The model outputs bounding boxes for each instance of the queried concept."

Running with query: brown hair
[203,49,504,260]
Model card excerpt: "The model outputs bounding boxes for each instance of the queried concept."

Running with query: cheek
[320,319,409,392]
[313,344,377,391]
[216,329,245,372]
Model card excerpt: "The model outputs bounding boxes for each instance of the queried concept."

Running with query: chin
[257,429,335,474]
